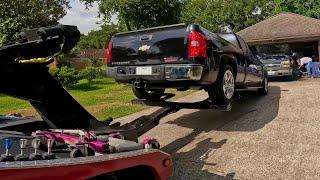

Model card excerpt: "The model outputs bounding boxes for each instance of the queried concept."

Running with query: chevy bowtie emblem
[138,45,151,52]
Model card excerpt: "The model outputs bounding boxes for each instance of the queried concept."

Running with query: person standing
[290,53,301,78]
[299,56,312,74]
[290,53,299,68]
[311,55,319,78]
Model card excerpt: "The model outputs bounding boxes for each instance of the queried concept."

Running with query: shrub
[89,58,104,67]
[49,66,79,88]
[56,54,71,67]
[49,67,59,77]
[79,66,102,83]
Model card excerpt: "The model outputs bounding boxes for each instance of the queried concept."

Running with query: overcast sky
[58,0,102,34]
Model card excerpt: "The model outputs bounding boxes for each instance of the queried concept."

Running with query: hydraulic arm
[0,25,97,129]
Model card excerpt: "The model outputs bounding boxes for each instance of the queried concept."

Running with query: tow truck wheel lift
[0,25,231,180]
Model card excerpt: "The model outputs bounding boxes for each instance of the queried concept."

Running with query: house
[70,49,106,70]
[237,12,320,58]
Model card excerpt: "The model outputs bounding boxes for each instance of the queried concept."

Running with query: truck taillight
[106,41,112,64]
[188,31,207,58]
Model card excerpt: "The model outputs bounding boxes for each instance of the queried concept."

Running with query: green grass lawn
[0,78,194,120]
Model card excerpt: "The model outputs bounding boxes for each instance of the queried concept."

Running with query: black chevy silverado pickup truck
[103,23,268,104]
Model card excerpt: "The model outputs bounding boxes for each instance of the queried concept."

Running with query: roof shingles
[237,12,320,43]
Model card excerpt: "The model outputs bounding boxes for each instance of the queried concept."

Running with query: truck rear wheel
[258,75,268,95]
[132,87,165,101]
[208,65,235,104]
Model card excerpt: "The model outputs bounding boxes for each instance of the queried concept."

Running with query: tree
[77,24,120,49]
[181,0,274,32]
[0,19,22,46]
[81,0,184,31]
[274,0,320,19]
[181,0,320,33]
[0,0,69,45]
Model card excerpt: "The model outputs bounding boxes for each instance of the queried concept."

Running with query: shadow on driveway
[164,86,281,179]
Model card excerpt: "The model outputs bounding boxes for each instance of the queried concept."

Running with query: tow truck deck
[0,25,231,180]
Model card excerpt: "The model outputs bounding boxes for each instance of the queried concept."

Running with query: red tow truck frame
[0,149,172,180]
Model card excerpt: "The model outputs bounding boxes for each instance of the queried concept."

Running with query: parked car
[103,24,268,104]
[260,54,293,79]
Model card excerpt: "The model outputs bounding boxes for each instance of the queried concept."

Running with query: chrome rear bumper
[102,64,203,81]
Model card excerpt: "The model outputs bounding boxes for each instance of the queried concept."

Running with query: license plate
[268,71,276,75]
[136,67,152,75]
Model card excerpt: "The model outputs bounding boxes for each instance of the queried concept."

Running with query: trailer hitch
[133,78,145,89]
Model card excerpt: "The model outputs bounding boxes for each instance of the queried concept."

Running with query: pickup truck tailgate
[110,24,188,66]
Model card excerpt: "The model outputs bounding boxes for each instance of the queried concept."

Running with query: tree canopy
[181,0,320,32]
[181,0,275,32]
[77,24,120,49]
[77,0,320,48]
[2,0,320,49]
[274,0,320,19]
[81,0,184,31]
[80,0,278,33]
[0,0,69,45]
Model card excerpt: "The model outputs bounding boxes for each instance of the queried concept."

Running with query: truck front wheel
[208,65,235,104]
[132,87,165,101]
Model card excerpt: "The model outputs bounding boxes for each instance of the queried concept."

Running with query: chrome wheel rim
[223,70,235,100]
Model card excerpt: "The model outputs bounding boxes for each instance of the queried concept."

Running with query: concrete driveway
[116,79,320,179]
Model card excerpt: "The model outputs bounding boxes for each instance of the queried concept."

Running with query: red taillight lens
[106,41,112,64]
[188,31,207,58]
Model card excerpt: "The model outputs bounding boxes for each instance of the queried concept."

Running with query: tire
[70,148,83,158]
[258,74,268,95]
[70,146,95,158]
[132,87,165,101]
[208,65,235,104]
[149,139,161,149]
[79,146,95,156]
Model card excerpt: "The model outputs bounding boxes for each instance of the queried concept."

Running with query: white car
[261,55,293,79]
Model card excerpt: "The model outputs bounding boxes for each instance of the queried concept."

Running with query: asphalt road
[117,78,320,179]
